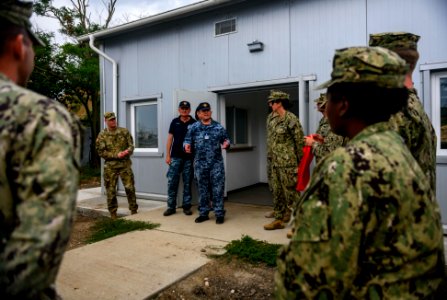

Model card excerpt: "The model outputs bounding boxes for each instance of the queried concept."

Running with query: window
[130,101,158,152]
[431,71,447,156]
[215,18,236,36]
[226,106,248,145]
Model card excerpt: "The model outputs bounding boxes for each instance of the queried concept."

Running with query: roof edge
[77,0,247,42]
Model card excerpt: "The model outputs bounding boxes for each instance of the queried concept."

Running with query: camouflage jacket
[389,88,437,191]
[96,127,134,168]
[312,117,345,164]
[0,73,82,298]
[183,120,229,165]
[276,122,444,299]
[267,111,304,168]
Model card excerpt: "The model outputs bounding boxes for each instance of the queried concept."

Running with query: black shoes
[163,208,176,216]
[195,215,210,223]
[216,216,224,224]
[183,208,192,215]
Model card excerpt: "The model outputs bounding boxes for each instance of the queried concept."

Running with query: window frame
[129,99,159,153]
[431,71,447,157]
[226,106,249,147]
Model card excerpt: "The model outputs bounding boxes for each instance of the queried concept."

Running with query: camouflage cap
[369,32,420,51]
[0,1,44,46]
[197,102,211,111]
[267,90,289,103]
[314,93,327,108]
[316,46,408,90]
[104,112,116,120]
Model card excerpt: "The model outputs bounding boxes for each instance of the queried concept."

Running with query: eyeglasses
[268,100,280,106]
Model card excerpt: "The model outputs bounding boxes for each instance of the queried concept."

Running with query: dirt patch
[153,258,275,300]
[67,213,101,250]
[68,213,276,299]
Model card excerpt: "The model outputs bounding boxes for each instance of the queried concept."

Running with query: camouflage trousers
[166,157,194,210]
[194,160,225,218]
[103,163,138,213]
[269,166,299,220]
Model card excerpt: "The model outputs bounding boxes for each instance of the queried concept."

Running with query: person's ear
[11,34,26,61]
[338,96,349,117]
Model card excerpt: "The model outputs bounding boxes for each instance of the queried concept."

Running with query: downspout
[88,34,118,115]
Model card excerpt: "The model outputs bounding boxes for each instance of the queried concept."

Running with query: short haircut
[0,19,29,55]
[327,83,408,125]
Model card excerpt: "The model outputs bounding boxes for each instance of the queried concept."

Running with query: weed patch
[87,218,160,243]
[224,235,282,267]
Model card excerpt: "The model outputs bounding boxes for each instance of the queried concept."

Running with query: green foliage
[32,0,116,167]
[80,165,101,181]
[224,235,282,267]
[28,31,63,100]
[87,218,160,244]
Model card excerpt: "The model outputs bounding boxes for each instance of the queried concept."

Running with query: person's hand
[165,155,171,165]
[117,149,130,158]
[305,134,324,146]
[184,144,191,153]
[312,134,324,143]
[304,136,315,146]
[222,140,230,149]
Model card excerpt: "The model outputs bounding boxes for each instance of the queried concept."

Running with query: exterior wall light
[247,40,264,52]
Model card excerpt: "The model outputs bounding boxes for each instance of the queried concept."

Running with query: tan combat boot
[263,220,285,230]
[283,209,292,223]
[286,229,293,239]
[110,211,117,220]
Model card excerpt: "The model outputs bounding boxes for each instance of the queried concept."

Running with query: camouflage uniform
[183,117,229,219]
[0,74,82,297]
[369,32,437,192]
[276,47,445,299]
[312,117,345,164]
[267,91,304,221]
[96,114,138,214]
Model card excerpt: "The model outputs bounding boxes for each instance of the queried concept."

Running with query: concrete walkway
[56,188,289,300]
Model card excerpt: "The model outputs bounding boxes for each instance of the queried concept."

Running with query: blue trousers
[166,158,193,209]
[194,160,225,218]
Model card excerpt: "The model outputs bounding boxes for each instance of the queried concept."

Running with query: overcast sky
[32,0,202,43]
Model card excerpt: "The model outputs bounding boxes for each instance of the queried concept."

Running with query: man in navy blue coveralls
[164,101,196,216]
[184,102,230,224]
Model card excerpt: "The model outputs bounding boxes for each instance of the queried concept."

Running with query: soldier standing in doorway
[265,90,304,230]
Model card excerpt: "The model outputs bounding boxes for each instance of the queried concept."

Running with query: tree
[32,0,118,167]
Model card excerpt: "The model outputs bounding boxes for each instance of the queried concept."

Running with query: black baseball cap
[179,101,191,108]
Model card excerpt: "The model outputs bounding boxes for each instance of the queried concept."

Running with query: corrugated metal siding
[366,0,447,95]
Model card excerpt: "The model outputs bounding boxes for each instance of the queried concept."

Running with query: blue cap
[197,102,211,111]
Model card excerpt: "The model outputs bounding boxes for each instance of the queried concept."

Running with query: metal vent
[215,18,236,36]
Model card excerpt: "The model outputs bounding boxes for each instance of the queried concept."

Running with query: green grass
[87,218,160,244]
[223,235,282,267]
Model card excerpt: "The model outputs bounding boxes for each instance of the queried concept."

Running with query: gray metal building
[79,0,447,227]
